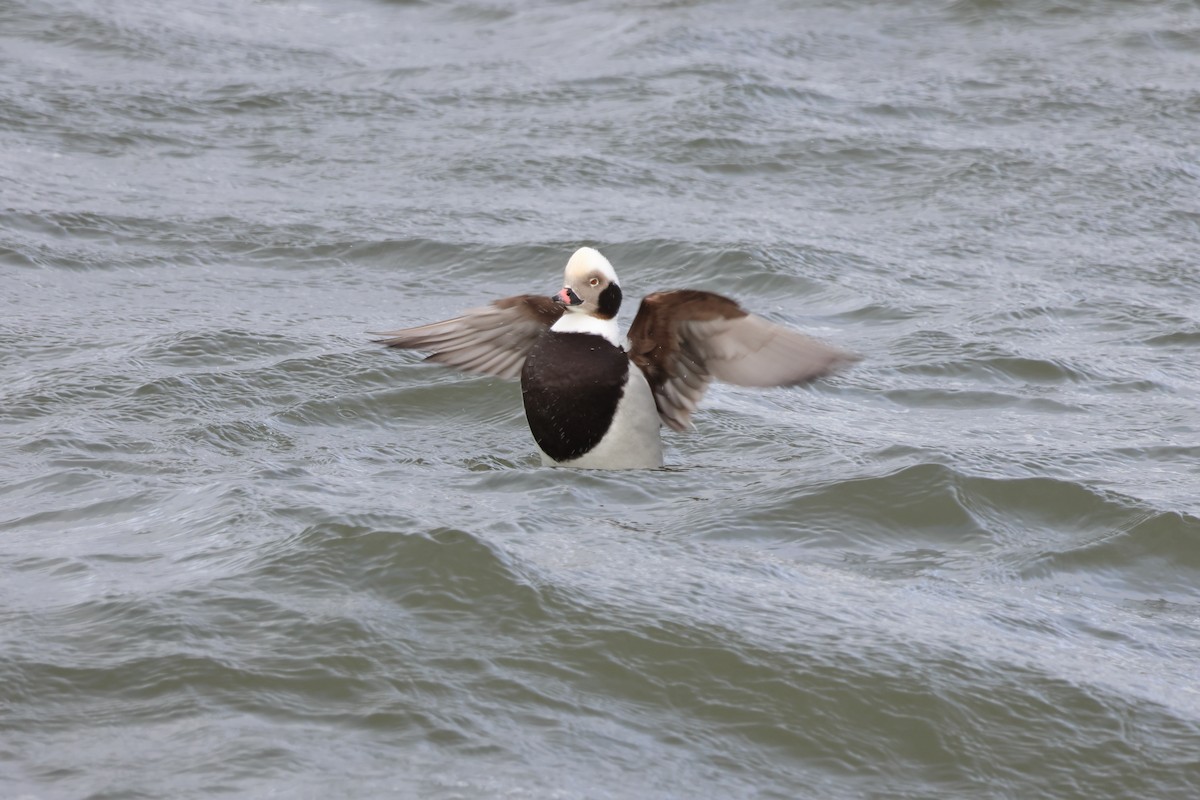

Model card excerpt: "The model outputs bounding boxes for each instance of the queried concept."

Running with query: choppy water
[4,0,1200,797]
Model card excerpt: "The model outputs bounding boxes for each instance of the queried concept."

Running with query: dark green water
[3,0,1199,797]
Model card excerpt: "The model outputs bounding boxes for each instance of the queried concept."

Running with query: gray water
[3,0,1200,797]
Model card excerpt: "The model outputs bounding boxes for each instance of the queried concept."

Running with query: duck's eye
[589,278,600,287]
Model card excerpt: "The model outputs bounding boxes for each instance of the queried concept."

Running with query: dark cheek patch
[597,282,623,319]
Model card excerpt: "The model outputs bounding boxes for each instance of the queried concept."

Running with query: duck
[372,247,856,469]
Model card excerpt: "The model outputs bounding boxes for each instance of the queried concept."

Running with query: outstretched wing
[372,295,564,380]
[626,290,858,431]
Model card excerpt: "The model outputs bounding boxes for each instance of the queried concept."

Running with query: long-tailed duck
[373,247,856,469]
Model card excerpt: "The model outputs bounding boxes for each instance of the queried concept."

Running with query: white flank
[543,365,664,469]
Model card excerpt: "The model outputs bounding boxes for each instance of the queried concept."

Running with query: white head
[553,247,623,320]
[550,247,623,345]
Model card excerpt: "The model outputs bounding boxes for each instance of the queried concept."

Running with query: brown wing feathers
[627,290,857,431]
[374,286,856,430]
[371,295,563,380]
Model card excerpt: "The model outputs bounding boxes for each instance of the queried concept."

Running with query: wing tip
[368,331,416,348]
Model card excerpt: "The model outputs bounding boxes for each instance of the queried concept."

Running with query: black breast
[520,332,629,462]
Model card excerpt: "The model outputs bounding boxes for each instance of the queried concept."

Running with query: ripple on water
[135,329,306,369]
[683,461,1192,594]
[4,0,1200,797]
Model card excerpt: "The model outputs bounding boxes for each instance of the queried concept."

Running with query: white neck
[551,311,622,347]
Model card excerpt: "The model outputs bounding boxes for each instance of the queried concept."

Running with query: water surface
[3,0,1200,797]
